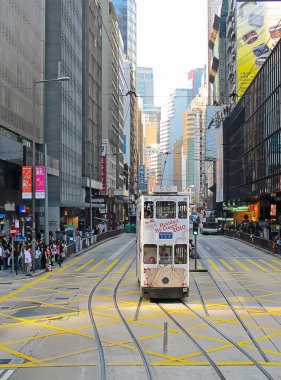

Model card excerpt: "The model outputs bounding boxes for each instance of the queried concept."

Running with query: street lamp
[32,76,70,272]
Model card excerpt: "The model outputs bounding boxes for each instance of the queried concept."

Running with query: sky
[137,0,208,106]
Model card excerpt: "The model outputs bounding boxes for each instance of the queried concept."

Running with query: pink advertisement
[35,166,45,199]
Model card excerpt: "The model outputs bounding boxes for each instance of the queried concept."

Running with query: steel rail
[157,303,226,380]
[87,238,135,380]
[113,258,154,380]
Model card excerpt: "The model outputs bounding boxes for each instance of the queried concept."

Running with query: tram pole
[194,234,197,270]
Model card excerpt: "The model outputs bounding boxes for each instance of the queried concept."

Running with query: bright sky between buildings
[137,0,208,106]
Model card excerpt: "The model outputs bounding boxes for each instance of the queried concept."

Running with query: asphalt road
[0,233,281,380]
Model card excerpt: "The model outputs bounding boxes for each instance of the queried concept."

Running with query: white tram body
[136,186,189,298]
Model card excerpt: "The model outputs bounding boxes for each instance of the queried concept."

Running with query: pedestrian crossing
[63,256,281,274]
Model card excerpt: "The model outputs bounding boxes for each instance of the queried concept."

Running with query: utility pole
[89,162,93,232]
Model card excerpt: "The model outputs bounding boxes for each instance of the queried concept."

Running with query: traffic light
[193,221,199,236]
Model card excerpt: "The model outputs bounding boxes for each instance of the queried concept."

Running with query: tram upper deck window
[144,201,154,218]
[143,244,157,264]
[178,201,187,219]
[174,244,187,264]
[156,201,176,219]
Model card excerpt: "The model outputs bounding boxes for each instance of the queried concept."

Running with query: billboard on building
[138,164,147,190]
[22,166,32,199]
[102,156,106,192]
[237,1,281,98]
[35,166,45,199]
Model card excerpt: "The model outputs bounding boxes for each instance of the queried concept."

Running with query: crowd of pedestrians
[0,234,67,275]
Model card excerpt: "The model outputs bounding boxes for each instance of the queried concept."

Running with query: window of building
[156,201,176,219]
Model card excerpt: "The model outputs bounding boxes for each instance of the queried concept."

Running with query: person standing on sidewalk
[0,242,3,271]
[24,246,32,276]
[35,246,41,270]
[13,245,20,275]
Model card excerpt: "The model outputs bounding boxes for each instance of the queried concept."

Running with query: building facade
[223,39,281,224]
[0,1,45,235]
[137,67,154,106]
[45,0,83,231]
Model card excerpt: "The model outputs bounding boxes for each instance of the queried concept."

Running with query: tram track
[88,239,154,380]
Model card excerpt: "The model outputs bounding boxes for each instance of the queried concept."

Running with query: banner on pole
[35,166,46,199]
[22,166,32,199]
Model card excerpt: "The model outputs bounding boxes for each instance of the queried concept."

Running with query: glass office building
[223,39,281,220]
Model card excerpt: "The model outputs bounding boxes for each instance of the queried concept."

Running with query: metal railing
[222,230,281,255]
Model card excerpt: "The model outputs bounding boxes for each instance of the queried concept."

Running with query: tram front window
[174,244,187,264]
[156,201,176,219]
[159,245,172,264]
[143,244,157,264]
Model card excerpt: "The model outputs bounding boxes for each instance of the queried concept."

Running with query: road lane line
[0,370,14,380]
[232,259,251,271]
[246,259,268,272]
[74,259,95,272]
[219,259,234,271]
[109,239,135,260]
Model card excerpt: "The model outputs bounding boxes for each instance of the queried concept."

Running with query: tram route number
[159,232,173,239]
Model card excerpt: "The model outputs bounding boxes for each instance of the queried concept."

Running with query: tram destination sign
[159,232,173,239]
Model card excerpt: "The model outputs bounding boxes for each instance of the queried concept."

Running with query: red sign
[102,156,106,192]
[22,166,32,199]
[10,225,17,238]
[35,166,45,199]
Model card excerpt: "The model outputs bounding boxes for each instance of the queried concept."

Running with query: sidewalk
[0,232,121,283]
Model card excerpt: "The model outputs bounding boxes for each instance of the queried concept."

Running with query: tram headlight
[162,277,169,284]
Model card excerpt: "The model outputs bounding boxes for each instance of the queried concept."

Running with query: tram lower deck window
[174,244,187,264]
[159,245,172,264]
[143,244,157,264]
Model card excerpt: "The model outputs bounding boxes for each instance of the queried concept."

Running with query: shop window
[143,244,157,264]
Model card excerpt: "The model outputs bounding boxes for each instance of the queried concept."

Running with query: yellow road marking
[89,259,106,271]
[0,272,52,302]
[246,259,268,272]
[207,259,219,271]
[74,259,95,272]
[232,259,251,271]
[219,259,234,271]
[103,259,119,273]
[258,259,281,272]
[118,260,131,273]
[271,258,281,267]
[0,345,38,362]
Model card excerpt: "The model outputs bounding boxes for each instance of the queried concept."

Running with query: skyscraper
[137,67,154,106]
[45,0,83,231]
[112,0,137,71]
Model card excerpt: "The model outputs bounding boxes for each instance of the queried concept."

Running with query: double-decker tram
[136,185,189,299]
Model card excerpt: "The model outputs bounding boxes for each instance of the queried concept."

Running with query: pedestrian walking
[35,247,41,270]
[0,242,3,271]
[24,247,32,276]
[44,245,51,272]
[13,245,20,275]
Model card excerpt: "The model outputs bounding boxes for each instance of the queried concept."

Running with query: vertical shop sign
[102,156,106,192]
[22,166,32,199]
[35,166,45,199]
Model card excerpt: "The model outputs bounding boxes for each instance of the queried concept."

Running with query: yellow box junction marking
[74,258,95,272]
[103,259,119,273]
[207,259,220,271]
[89,259,106,271]
[246,259,269,272]
[231,259,251,271]
[258,259,281,272]
[118,259,131,273]
[219,259,234,271]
